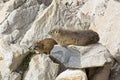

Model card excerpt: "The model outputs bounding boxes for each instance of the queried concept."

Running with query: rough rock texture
[110,61,120,80]
[89,0,120,79]
[90,0,120,61]
[56,69,87,80]
[20,0,90,46]
[0,0,40,45]
[0,39,28,80]
[51,44,112,80]
[51,44,112,68]
[9,72,21,80]
[0,0,120,80]
[24,54,59,80]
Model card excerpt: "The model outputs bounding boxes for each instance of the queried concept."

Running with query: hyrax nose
[33,45,39,50]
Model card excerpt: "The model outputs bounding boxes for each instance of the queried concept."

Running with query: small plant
[3,0,9,3]
[16,50,36,80]
[19,50,36,72]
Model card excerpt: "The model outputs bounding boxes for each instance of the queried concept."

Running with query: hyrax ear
[48,30,52,35]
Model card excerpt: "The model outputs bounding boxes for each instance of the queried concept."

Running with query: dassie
[33,38,57,54]
[48,28,99,47]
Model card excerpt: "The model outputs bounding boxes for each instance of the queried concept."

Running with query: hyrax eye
[34,45,39,50]
[51,31,53,33]
[55,31,59,33]
[48,31,52,34]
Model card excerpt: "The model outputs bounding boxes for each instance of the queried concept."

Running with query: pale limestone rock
[0,0,39,44]
[20,0,91,46]
[90,0,120,62]
[55,69,88,80]
[24,54,59,80]
[81,0,109,16]
[0,39,28,79]
[82,0,120,79]
[10,72,21,80]
[0,2,4,11]
[51,43,112,68]
[0,0,119,79]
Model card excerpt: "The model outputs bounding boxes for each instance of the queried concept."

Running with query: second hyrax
[48,28,99,47]
[33,38,57,54]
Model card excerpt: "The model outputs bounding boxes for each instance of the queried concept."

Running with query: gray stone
[51,43,112,68]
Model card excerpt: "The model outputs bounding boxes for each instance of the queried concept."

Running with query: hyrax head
[33,41,44,53]
[48,28,64,37]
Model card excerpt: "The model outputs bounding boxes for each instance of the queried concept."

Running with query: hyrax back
[48,28,99,47]
[33,38,57,54]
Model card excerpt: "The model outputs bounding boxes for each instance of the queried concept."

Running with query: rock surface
[0,0,120,80]
[90,0,120,61]
[51,43,112,68]
[56,69,87,80]
[24,54,59,80]
[0,39,28,80]
[9,72,21,80]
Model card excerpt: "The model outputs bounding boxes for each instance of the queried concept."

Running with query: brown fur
[33,38,57,54]
[48,28,99,47]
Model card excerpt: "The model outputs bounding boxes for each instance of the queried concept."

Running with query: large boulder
[51,43,112,68]
[24,54,59,80]
[90,0,120,62]
[56,69,87,80]
[0,39,28,80]
[0,0,120,80]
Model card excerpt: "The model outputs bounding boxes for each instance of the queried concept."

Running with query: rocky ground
[0,0,120,80]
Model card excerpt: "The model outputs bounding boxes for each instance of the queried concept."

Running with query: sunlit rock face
[0,0,120,80]
[24,54,59,80]
[0,39,28,80]
[90,0,120,60]
[55,69,88,80]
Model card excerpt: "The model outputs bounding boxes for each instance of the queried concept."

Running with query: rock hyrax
[48,28,99,47]
[33,38,57,54]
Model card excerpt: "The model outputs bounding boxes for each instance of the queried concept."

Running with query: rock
[51,43,112,68]
[24,54,59,80]
[89,0,120,79]
[0,2,4,11]
[0,72,2,80]
[87,63,111,80]
[9,72,21,80]
[0,0,40,45]
[55,69,88,80]
[20,0,91,46]
[37,0,52,6]
[0,39,28,79]
[110,61,120,80]
[90,0,120,62]
[0,0,119,79]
